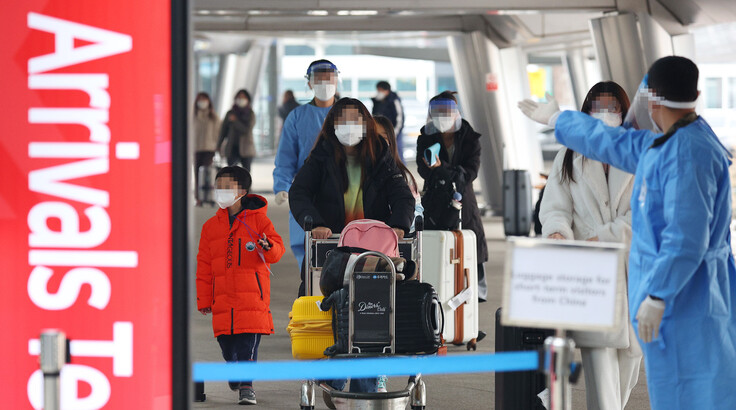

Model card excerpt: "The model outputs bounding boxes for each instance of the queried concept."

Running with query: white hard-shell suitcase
[421,230,478,346]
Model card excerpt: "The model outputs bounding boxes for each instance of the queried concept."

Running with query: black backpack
[422,171,461,230]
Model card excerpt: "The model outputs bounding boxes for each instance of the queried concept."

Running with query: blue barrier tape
[193,351,539,382]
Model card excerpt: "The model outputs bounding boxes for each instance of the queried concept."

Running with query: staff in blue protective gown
[519,56,736,410]
[273,60,340,275]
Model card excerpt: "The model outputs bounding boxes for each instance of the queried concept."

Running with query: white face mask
[335,123,365,147]
[433,116,456,133]
[197,100,209,110]
[235,98,248,108]
[648,106,662,133]
[214,189,243,209]
[591,111,622,127]
[312,83,336,101]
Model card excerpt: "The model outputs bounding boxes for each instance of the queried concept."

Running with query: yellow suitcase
[287,296,334,360]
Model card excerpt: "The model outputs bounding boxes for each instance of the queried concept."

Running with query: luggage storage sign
[502,238,624,331]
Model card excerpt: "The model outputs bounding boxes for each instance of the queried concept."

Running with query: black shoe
[238,387,256,405]
[228,381,240,391]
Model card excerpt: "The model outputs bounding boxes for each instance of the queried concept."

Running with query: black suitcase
[494,308,551,410]
[322,281,443,355]
[395,280,443,354]
[503,170,533,236]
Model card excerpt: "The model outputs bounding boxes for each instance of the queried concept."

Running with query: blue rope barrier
[193,351,539,382]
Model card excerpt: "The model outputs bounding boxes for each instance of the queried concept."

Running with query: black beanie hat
[647,56,699,103]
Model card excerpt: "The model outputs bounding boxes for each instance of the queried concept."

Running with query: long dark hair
[232,89,253,125]
[312,98,382,192]
[194,92,216,120]
[374,115,417,193]
[560,82,630,183]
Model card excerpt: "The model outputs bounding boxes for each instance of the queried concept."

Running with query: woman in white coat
[540,82,643,410]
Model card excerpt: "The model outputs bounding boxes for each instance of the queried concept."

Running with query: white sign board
[502,238,624,331]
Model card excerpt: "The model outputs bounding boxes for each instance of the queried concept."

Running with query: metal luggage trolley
[300,216,428,410]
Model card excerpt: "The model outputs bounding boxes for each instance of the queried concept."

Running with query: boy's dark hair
[216,166,252,192]
[376,81,391,91]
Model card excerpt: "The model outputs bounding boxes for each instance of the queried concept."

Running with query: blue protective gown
[556,111,736,410]
[273,102,332,268]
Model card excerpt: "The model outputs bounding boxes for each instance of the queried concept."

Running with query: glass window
[728,78,736,109]
[396,78,416,92]
[359,79,382,92]
[436,76,457,93]
[706,77,723,109]
[284,45,315,56]
[325,45,353,55]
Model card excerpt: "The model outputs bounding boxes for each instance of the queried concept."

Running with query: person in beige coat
[540,82,643,410]
[194,92,221,205]
[218,89,257,171]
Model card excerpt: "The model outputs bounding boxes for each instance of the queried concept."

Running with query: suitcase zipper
[255,271,264,300]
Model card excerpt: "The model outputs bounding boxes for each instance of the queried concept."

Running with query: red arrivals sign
[0,1,175,408]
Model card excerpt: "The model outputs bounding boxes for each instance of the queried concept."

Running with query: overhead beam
[194,15,490,32]
[193,0,616,12]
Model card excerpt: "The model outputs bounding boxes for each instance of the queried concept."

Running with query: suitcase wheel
[466,338,477,351]
[300,406,314,410]
[411,406,426,410]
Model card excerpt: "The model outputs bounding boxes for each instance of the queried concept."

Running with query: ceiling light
[307,10,329,16]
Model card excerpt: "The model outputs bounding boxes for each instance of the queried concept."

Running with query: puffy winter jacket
[196,195,285,337]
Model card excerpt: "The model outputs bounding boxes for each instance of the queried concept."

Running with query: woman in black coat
[289,98,414,287]
[416,91,489,301]
[289,98,413,397]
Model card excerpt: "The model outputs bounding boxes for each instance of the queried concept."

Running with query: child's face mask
[215,189,243,209]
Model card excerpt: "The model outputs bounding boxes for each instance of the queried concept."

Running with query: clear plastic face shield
[305,62,341,102]
[426,99,462,134]
[623,74,698,133]
[334,106,366,147]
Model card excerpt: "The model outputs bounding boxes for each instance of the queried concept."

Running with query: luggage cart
[300,216,428,410]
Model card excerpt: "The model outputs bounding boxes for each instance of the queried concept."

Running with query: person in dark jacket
[416,91,489,301]
[278,90,300,121]
[290,98,414,250]
[371,81,405,163]
[218,89,256,171]
[289,97,413,399]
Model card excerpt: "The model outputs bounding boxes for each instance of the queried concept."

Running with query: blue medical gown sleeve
[555,111,655,174]
[273,112,300,194]
[646,141,714,302]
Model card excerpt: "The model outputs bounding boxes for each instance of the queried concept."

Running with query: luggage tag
[447,287,473,311]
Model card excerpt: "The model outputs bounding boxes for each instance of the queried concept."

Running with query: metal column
[447,32,505,213]
[589,12,695,98]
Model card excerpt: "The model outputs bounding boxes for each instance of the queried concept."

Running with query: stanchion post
[543,329,575,410]
[40,330,67,410]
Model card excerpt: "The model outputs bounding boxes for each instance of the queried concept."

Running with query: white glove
[518,92,561,127]
[275,191,288,205]
[636,296,665,343]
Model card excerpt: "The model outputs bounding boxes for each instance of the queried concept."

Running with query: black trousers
[217,333,261,388]
[227,154,253,172]
[194,151,215,202]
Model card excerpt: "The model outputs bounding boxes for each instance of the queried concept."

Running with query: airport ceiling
[192,0,736,52]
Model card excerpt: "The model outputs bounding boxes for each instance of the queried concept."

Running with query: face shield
[623,74,698,133]
[426,98,461,134]
[305,62,341,102]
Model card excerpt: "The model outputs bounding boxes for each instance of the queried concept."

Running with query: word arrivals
[24,12,136,409]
